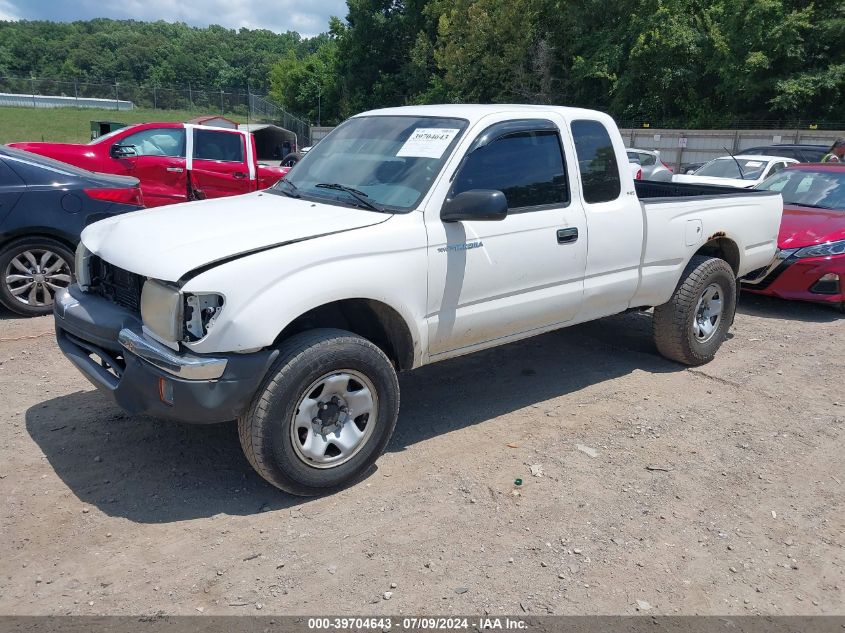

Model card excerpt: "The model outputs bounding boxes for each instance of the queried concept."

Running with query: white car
[673,155,798,188]
[627,148,673,181]
[56,104,783,495]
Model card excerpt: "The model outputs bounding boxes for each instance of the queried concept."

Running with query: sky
[0,0,347,37]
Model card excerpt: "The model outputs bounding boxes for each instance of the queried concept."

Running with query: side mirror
[441,189,508,222]
[111,144,137,159]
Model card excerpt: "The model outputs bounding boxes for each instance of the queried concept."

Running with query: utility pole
[246,83,251,126]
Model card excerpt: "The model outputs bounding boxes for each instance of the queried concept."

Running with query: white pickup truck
[55,105,783,495]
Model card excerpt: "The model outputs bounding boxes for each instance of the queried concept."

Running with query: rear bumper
[54,286,277,423]
[742,253,845,305]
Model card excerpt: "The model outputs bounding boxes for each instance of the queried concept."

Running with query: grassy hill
[0,106,246,144]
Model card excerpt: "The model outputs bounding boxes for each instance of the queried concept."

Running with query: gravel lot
[1,293,843,615]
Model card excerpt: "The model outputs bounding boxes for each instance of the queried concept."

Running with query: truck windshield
[272,115,468,212]
[696,158,768,180]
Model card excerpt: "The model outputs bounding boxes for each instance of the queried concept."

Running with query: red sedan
[744,164,845,311]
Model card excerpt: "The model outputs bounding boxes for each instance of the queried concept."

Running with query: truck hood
[7,141,98,169]
[672,174,757,189]
[81,191,390,282]
[778,204,845,249]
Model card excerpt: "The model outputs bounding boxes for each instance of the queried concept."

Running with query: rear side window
[194,130,245,163]
[768,161,787,176]
[800,149,826,162]
[571,120,621,203]
[452,130,568,209]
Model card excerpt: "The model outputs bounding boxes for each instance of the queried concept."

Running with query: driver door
[425,118,588,357]
[109,127,187,207]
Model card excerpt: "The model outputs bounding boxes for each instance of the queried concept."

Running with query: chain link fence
[0,75,312,144]
[248,94,310,145]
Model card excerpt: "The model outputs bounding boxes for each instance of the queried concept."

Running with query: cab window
[193,130,245,163]
[452,130,568,210]
[571,120,621,203]
[115,128,185,158]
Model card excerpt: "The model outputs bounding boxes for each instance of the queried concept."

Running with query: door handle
[233,171,247,179]
[557,227,579,244]
[166,167,184,173]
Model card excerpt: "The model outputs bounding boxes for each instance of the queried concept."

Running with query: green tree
[269,40,341,125]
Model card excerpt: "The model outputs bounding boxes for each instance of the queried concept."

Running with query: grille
[89,256,144,313]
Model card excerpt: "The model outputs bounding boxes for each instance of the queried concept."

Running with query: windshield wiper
[786,201,834,210]
[315,183,387,213]
[275,178,301,198]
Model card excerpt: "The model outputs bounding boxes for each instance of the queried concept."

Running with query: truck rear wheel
[653,255,736,366]
[238,328,400,496]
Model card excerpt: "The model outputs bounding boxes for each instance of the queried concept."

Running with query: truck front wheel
[238,328,400,496]
[653,255,737,366]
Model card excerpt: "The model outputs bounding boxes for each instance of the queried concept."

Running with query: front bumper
[742,252,845,305]
[54,286,277,424]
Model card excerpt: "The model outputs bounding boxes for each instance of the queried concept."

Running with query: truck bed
[630,179,783,310]
[635,179,771,199]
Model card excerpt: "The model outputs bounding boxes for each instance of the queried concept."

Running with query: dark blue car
[0,146,144,316]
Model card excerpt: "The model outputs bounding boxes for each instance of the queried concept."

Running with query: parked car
[55,104,782,495]
[626,148,672,181]
[744,163,845,311]
[9,122,288,208]
[0,146,143,316]
[741,144,829,163]
[673,155,798,188]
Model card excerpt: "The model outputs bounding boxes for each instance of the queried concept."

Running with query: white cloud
[7,0,348,36]
[0,0,20,21]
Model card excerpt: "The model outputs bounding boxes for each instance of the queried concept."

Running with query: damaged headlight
[140,280,224,344]
[184,292,225,341]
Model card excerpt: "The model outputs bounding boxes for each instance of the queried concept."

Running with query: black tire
[0,237,74,317]
[238,328,400,496]
[653,255,737,366]
[280,152,302,168]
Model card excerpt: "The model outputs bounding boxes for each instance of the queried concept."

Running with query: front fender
[180,215,428,366]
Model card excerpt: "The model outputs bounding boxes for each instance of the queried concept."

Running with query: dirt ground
[0,293,842,616]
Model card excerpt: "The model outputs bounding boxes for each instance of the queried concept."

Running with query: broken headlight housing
[140,280,224,344]
[183,292,225,341]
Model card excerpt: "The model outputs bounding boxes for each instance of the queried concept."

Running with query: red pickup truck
[10,122,289,207]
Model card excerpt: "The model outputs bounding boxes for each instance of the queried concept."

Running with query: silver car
[626,148,673,181]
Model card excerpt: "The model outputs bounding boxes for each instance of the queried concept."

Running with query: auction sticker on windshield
[397,128,460,159]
